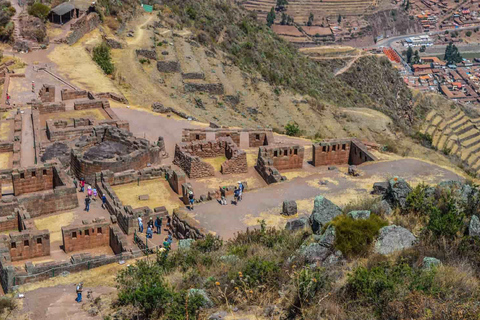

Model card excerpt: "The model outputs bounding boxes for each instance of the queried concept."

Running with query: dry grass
[246,152,257,168]
[0,152,12,169]
[281,170,315,180]
[48,33,120,93]
[34,211,75,243]
[0,120,12,140]
[195,175,263,190]
[17,256,149,293]
[1,56,26,71]
[46,24,64,39]
[42,109,108,124]
[202,156,227,172]
[112,179,182,213]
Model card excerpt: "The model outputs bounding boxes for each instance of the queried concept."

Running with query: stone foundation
[62,220,110,253]
[184,83,224,95]
[38,84,55,103]
[61,89,88,101]
[157,61,181,73]
[256,145,304,184]
[172,208,206,240]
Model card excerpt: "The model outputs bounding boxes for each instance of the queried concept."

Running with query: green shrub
[242,256,280,285]
[466,31,472,37]
[346,261,437,314]
[427,193,464,238]
[192,234,223,253]
[330,214,387,258]
[93,42,114,74]
[28,3,50,21]
[117,259,205,318]
[406,183,434,215]
[285,122,300,136]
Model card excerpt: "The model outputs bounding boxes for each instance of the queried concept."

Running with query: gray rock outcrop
[422,257,442,270]
[285,217,308,231]
[469,215,480,237]
[385,177,412,209]
[282,200,297,216]
[375,225,416,255]
[308,196,342,234]
[189,289,213,308]
[347,210,371,220]
[372,200,392,216]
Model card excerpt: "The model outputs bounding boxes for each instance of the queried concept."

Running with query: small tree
[466,31,472,37]
[406,46,413,63]
[412,50,420,64]
[285,122,300,136]
[28,2,50,21]
[276,0,288,11]
[307,12,314,26]
[266,7,276,27]
[93,42,114,75]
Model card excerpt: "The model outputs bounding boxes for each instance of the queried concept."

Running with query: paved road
[370,25,480,48]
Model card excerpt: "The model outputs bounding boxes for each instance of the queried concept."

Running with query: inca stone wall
[312,139,376,167]
[61,89,88,101]
[173,137,247,178]
[5,229,50,262]
[256,145,304,184]
[184,83,224,95]
[32,101,66,114]
[71,126,161,184]
[172,208,206,240]
[66,13,101,45]
[38,84,55,103]
[74,99,108,110]
[62,221,110,253]
[157,61,181,73]
[136,49,157,60]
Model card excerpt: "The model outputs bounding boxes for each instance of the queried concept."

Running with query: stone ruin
[173,137,248,179]
[71,125,165,184]
[312,139,376,167]
[256,145,305,184]
[181,128,274,147]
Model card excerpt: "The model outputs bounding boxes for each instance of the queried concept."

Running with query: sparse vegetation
[93,42,114,75]
[28,2,50,21]
[285,122,300,136]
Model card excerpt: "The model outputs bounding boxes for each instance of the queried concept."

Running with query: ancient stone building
[71,126,163,184]
[256,145,304,184]
[62,220,110,253]
[173,137,248,179]
[312,139,376,167]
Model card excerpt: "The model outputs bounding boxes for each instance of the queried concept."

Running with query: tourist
[5,93,10,105]
[166,215,171,231]
[221,194,227,205]
[163,237,171,250]
[188,191,195,210]
[238,181,244,201]
[73,178,77,189]
[80,178,85,192]
[146,226,153,239]
[75,282,83,303]
[155,216,162,234]
[167,232,173,244]
[31,81,35,93]
[92,188,98,200]
[101,194,107,209]
[87,186,93,197]
[233,187,240,205]
[84,196,91,212]
[138,215,143,233]
[148,217,154,229]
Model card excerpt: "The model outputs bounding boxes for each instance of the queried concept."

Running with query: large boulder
[375,225,416,255]
[285,217,308,231]
[372,200,392,216]
[469,215,480,237]
[317,225,336,248]
[282,200,297,216]
[308,196,342,234]
[422,257,442,270]
[178,239,195,250]
[347,210,371,220]
[189,289,213,308]
[384,177,412,209]
[372,182,389,195]
[300,243,331,264]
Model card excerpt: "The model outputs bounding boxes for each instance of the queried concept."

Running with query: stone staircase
[422,109,480,175]
[11,10,41,51]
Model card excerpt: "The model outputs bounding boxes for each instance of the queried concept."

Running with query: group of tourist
[73,177,107,212]
[137,214,173,249]
[220,181,244,206]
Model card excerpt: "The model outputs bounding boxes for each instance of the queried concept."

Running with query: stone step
[450,117,470,131]
[462,133,480,149]
[458,127,479,142]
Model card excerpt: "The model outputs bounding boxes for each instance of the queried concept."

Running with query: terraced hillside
[422,109,480,175]
[286,0,375,21]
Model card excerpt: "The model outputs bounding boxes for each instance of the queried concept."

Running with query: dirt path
[20,285,115,320]
[190,158,463,239]
[334,54,361,76]
[20,108,35,166]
